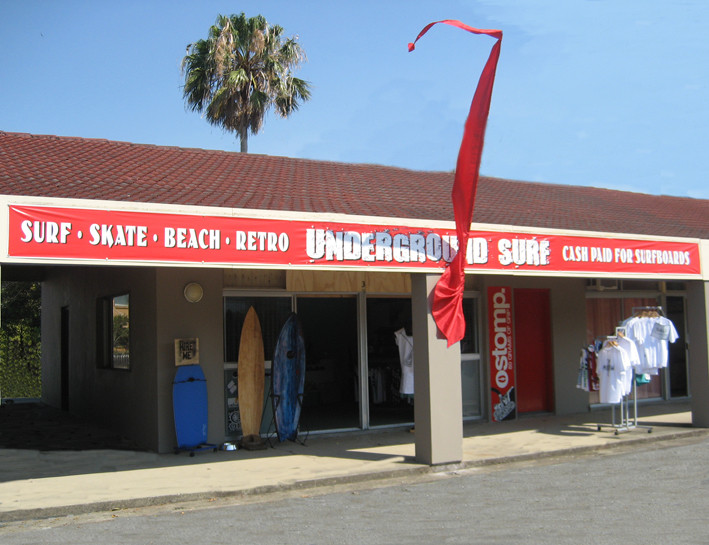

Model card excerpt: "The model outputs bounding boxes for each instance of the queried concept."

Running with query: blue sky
[1,1,707,199]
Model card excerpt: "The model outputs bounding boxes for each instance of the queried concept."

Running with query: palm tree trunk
[239,127,248,153]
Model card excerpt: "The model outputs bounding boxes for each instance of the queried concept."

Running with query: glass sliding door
[296,296,360,432]
[461,296,483,418]
[666,295,688,398]
[366,297,414,427]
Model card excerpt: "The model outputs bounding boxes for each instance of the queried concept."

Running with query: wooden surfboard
[272,313,306,442]
[237,306,265,444]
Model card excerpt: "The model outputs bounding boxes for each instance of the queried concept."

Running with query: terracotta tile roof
[1,131,707,239]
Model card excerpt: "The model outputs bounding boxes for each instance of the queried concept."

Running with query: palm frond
[181,11,312,151]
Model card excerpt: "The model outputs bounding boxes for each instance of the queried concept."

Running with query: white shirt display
[597,341,631,404]
[623,315,679,375]
[616,335,640,396]
[394,328,414,395]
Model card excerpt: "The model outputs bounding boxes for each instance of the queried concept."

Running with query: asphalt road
[2,435,708,544]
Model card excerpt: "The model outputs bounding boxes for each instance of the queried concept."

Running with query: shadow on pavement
[0,399,696,484]
[0,400,420,483]
[0,401,144,452]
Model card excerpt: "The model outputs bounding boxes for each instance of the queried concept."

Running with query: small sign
[175,338,199,366]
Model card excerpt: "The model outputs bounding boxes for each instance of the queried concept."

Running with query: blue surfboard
[272,313,306,442]
[173,364,209,450]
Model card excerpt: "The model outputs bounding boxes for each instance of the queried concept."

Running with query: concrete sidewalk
[0,403,705,522]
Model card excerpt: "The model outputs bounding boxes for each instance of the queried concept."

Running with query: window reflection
[111,294,130,369]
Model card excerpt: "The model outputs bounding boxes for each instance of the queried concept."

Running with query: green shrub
[1,281,42,399]
[0,326,41,398]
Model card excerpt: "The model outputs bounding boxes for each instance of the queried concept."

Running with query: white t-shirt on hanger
[624,315,678,374]
[597,342,631,404]
[394,328,414,395]
[616,335,640,395]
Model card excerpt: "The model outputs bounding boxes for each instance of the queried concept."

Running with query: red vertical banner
[409,20,503,347]
[488,286,516,422]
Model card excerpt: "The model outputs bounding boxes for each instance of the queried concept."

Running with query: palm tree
[182,13,312,153]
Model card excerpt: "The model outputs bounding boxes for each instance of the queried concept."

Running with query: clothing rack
[622,309,666,434]
[595,324,657,435]
[597,375,653,435]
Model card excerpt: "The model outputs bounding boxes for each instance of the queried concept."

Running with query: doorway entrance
[60,306,69,411]
[366,297,414,427]
[667,295,688,398]
[297,297,359,431]
[513,289,554,414]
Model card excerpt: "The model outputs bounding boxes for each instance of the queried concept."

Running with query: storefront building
[1,131,708,463]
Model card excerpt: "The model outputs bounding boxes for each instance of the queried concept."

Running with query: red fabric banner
[409,20,503,346]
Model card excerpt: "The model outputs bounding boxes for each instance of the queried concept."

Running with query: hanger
[631,306,663,318]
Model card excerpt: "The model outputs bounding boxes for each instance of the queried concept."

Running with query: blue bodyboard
[173,364,209,449]
[272,313,306,442]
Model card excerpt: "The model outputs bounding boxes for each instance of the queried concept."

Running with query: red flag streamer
[409,20,502,347]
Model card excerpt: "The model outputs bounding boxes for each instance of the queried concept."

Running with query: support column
[687,280,709,427]
[411,273,463,465]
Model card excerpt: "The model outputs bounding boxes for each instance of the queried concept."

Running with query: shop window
[586,279,620,292]
[97,293,130,370]
[222,296,292,440]
[586,279,670,292]
[461,297,482,418]
[620,280,662,291]
[461,298,480,355]
[665,281,686,292]
[224,295,361,434]
[224,296,292,363]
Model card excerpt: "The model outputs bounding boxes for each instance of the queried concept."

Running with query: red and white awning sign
[6,205,701,276]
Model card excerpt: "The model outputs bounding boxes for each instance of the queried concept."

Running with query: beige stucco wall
[41,265,159,450]
[41,265,225,453]
[155,267,224,453]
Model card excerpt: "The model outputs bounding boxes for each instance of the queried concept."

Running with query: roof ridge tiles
[0,131,457,174]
